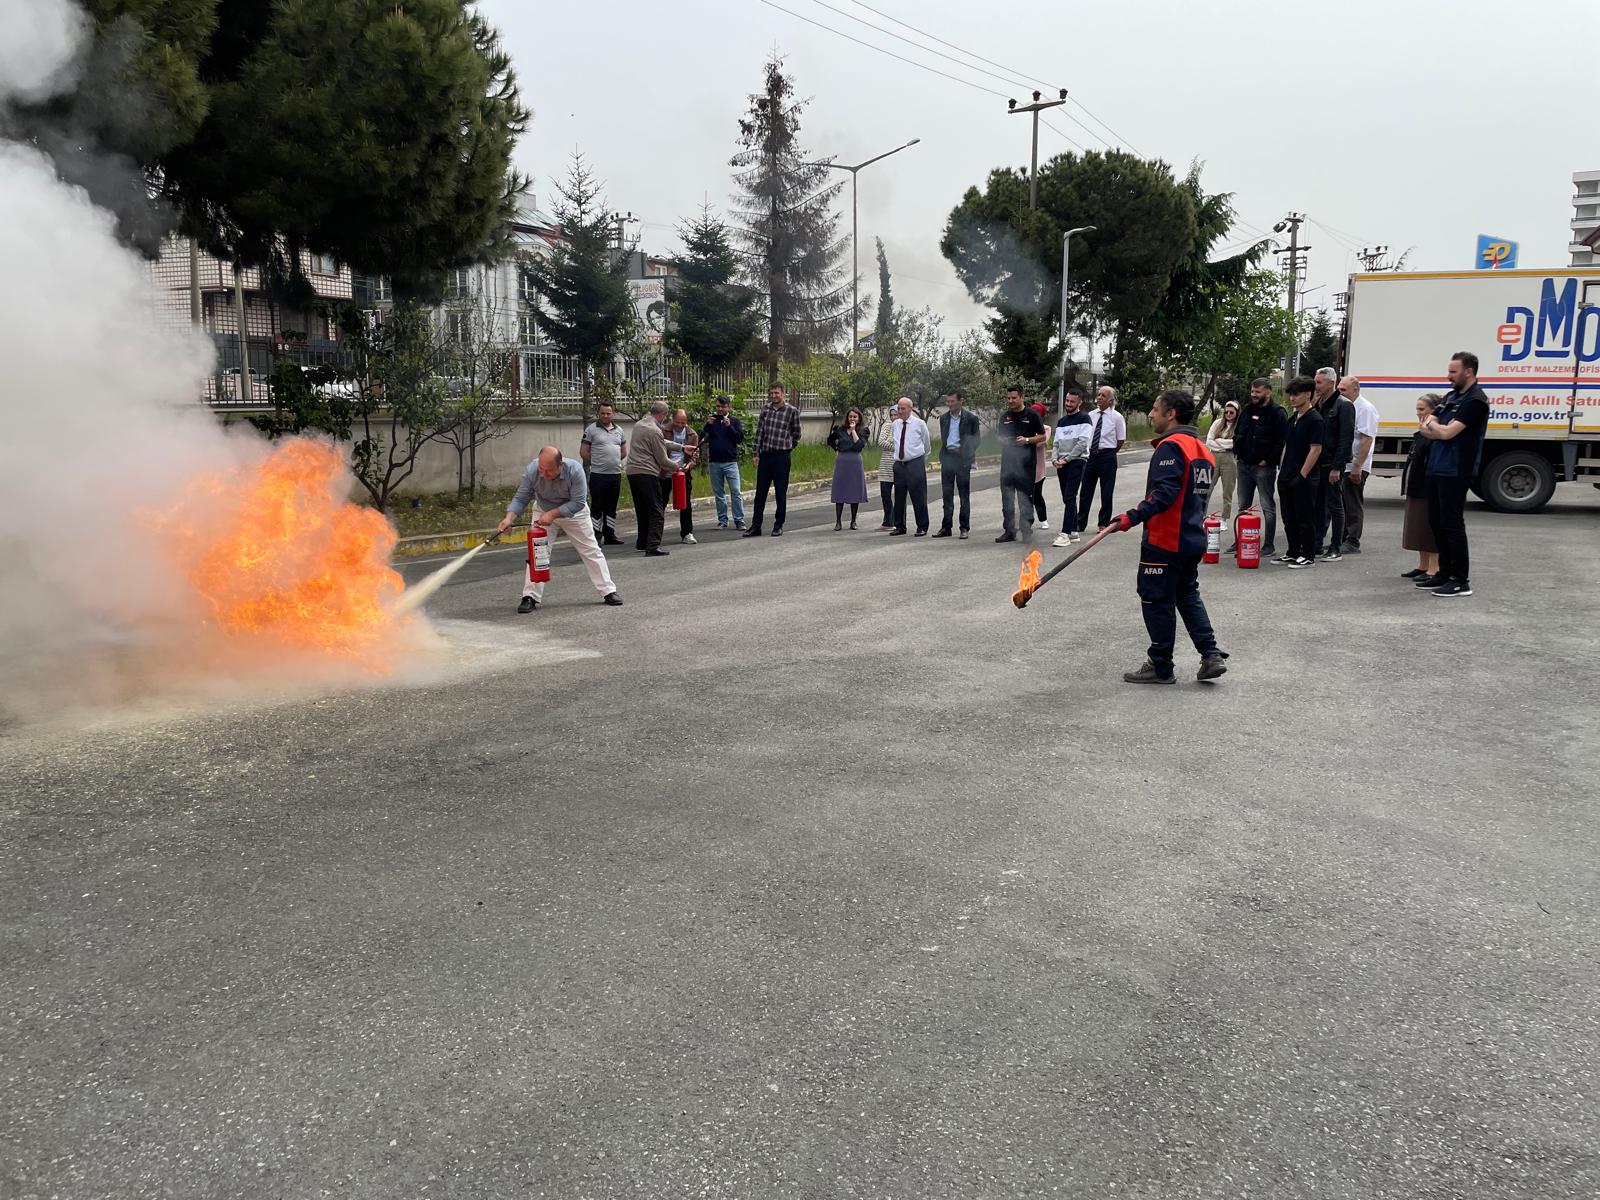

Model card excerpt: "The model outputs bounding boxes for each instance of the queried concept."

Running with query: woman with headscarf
[1206,400,1240,521]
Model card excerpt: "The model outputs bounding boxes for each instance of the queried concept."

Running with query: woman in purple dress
[827,407,870,530]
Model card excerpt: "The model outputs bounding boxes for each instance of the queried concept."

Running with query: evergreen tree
[665,204,759,398]
[874,238,894,341]
[730,57,852,382]
[521,154,636,413]
[1299,310,1340,376]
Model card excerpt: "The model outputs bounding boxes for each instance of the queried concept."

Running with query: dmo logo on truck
[1497,277,1600,362]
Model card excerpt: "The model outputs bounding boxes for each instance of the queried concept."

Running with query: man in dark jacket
[699,395,746,529]
[1417,350,1491,597]
[1313,366,1355,560]
[934,390,981,538]
[1230,377,1288,556]
[1110,390,1228,685]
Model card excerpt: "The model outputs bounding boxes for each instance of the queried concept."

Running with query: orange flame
[154,439,407,669]
[1017,549,1042,596]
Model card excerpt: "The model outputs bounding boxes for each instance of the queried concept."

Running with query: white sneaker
[1069,531,1081,542]
[682,533,697,545]
[1038,519,1050,531]
[1052,533,1072,548]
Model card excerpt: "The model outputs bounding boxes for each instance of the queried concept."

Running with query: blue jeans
[709,461,744,526]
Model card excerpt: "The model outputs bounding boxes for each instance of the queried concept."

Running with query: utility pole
[1008,90,1068,210]
[1273,212,1309,376]
[233,262,251,404]
[1358,245,1390,272]
[608,211,637,253]
[188,236,201,327]
[1057,226,1095,409]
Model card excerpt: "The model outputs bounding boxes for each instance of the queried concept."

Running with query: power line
[1308,218,1361,255]
[755,0,1007,98]
[839,0,1139,153]
[1040,119,1086,153]
[800,0,1038,95]
[841,0,1059,91]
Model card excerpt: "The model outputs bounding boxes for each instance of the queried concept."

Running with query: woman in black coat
[1400,394,1441,581]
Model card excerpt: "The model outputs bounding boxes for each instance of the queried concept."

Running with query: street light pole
[812,138,921,351]
[1057,226,1094,409]
[1008,90,1068,210]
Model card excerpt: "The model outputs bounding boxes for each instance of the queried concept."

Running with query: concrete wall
[225,411,839,496]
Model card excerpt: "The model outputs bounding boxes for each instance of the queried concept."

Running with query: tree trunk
[468,428,478,497]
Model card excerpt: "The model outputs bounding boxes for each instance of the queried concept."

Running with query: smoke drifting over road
[0,0,420,721]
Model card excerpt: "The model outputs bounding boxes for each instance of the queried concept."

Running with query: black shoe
[933,528,953,538]
[1401,568,1425,579]
[959,530,969,539]
[995,533,1016,543]
[771,527,783,537]
[1260,545,1275,558]
[1225,543,1238,554]
[734,522,746,530]
[877,522,894,531]
[889,529,907,537]
[834,520,843,531]
[742,528,763,538]
[1432,580,1472,597]
[1344,544,1362,554]
[602,592,623,606]
[1413,573,1440,588]
[1197,653,1229,682]
[602,535,624,546]
[849,520,857,530]
[1123,660,1176,685]
[645,548,669,557]
[914,529,928,538]
[516,596,538,614]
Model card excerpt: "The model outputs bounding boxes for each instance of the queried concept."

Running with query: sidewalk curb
[390,449,1154,558]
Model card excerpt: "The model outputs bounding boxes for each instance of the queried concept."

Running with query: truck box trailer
[1343,268,1600,512]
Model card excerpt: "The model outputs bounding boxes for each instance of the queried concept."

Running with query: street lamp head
[1058,88,1067,100]
[1032,90,1041,102]
[908,138,921,146]
[1008,98,1017,111]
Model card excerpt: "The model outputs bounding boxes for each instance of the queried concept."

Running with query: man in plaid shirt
[743,382,803,537]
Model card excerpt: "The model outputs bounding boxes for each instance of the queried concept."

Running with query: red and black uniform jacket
[1123,425,1216,556]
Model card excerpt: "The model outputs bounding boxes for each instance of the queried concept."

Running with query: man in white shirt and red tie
[889,396,932,537]
[1078,384,1128,532]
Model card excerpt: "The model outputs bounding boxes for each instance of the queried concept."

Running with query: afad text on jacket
[1124,426,1215,556]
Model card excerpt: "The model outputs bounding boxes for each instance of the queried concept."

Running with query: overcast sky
[481,0,1596,346]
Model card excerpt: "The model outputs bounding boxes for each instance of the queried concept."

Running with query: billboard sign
[1475,236,1518,270]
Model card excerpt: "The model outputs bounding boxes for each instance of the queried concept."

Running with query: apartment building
[1571,170,1599,267]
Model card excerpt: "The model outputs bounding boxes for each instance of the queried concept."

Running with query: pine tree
[1299,310,1340,376]
[730,57,853,383]
[521,154,637,414]
[665,204,759,398]
[874,238,894,342]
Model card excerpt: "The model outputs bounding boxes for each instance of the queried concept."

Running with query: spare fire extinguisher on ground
[1234,507,1262,569]
[527,523,551,584]
[1203,512,1223,564]
[671,469,688,511]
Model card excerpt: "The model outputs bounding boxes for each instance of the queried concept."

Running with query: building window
[310,252,338,275]
[447,310,471,346]
[518,308,539,345]
[446,267,474,300]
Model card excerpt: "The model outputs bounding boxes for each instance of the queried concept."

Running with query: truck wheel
[1478,450,1556,513]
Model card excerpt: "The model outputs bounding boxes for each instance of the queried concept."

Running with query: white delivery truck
[1343,268,1600,512]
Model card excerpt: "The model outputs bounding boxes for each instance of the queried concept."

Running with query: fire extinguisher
[1202,511,1223,564]
[671,469,688,511]
[527,524,551,583]
[1234,507,1262,569]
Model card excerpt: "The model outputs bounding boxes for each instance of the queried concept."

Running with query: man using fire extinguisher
[1109,390,1228,684]
[498,446,623,612]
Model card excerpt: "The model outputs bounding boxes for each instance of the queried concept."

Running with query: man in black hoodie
[1312,366,1355,561]
[1230,377,1288,556]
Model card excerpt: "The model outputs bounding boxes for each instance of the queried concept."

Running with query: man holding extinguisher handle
[498,446,622,613]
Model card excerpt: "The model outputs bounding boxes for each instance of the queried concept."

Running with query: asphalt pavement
[4,473,1599,1199]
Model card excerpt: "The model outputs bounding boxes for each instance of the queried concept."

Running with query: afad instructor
[1109,390,1229,685]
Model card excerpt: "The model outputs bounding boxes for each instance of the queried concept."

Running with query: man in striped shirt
[744,383,803,538]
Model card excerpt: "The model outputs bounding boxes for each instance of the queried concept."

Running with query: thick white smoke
[0,0,419,720]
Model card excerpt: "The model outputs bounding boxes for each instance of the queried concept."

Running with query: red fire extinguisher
[527,524,551,583]
[1234,507,1262,569]
[1202,511,1223,564]
[671,469,688,511]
